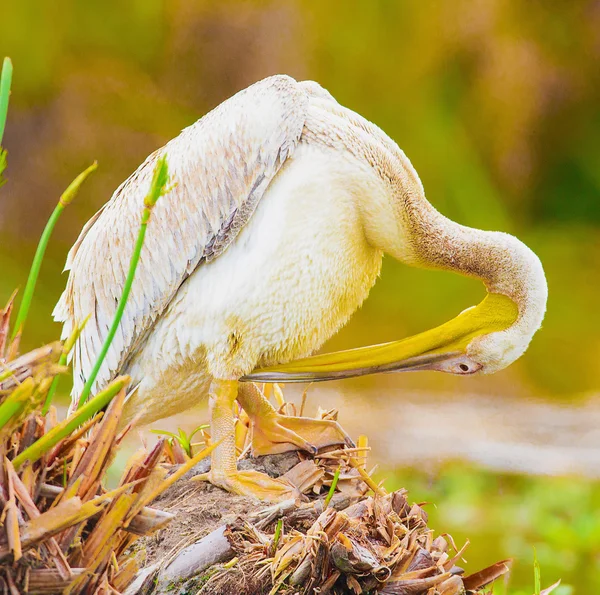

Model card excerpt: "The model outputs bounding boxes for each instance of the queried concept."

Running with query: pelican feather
[54,75,313,406]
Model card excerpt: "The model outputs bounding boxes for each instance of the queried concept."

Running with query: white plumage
[55,74,547,430]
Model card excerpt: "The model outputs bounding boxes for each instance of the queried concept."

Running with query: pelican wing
[54,75,310,406]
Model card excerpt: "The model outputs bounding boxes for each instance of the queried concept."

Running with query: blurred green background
[1,1,599,592]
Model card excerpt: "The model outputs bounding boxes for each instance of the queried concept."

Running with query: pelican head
[245,130,548,383]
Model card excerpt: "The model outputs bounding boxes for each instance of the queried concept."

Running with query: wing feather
[54,75,309,406]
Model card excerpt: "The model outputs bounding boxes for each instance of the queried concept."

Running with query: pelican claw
[250,411,354,456]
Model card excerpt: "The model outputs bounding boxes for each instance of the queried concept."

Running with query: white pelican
[54,75,547,500]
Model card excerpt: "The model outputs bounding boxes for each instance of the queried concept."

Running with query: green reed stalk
[0,58,13,189]
[77,155,169,407]
[42,317,89,414]
[0,57,12,147]
[11,162,98,342]
[324,464,342,509]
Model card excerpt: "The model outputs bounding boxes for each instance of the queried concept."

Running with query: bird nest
[0,295,517,595]
[126,443,511,595]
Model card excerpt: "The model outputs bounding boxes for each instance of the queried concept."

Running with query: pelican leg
[196,379,299,502]
[237,383,354,456]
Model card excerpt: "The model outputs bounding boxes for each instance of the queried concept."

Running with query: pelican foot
[251,412,355,456]
[193,469,300,502]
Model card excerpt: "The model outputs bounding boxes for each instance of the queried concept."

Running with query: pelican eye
[459,363,469,372]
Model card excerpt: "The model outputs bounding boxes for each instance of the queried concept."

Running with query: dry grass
[175,447,510,595]
[0,296,213,594]
[126,405,517,595]
[0,294,528,594]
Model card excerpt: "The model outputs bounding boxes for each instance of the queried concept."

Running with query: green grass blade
[0,57,13,147]
[272,518,283,554]
[12,375,129,470]
[0,366,16,383]
[42,316,89,414]
[11,162,98,342]
[77,155,169,407]
[324,464,342,509]
[189,424,209,441]
[533,548,541,595]
[0,57,13,190]
[0,378,34,431]
[0,149,7,189]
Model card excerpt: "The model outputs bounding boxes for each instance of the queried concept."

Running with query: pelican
[54,75,547,500]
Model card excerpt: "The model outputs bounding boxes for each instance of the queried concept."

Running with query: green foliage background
[0,2,599,592]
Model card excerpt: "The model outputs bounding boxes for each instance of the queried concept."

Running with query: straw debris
[125,415,512,595]
[0,290,516,594]
[0,297,188,594]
